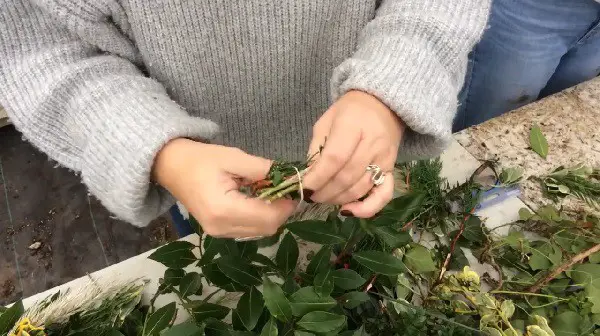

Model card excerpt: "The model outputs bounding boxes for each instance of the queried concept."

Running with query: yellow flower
[11,318,45,336]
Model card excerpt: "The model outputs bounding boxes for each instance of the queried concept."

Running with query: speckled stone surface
[455,77,600,215]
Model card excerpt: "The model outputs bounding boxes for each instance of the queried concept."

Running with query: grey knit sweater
[0,0,490,226]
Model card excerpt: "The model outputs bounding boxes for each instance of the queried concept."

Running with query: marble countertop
[455,77,600,215]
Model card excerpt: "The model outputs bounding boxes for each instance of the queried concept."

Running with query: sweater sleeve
[0,0,220,227]
[331,0,490,161]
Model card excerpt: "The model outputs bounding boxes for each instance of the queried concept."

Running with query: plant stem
[370,292,482,334]
[527,243,600,293]
[438,210,474,282]
[202,289,224,303]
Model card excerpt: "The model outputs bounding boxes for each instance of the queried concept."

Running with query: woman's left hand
[303,90,405,218]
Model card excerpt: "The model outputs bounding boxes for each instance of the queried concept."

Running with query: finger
[341,173,394,218]
[303,119,361,193]
[229,191,296,227]
[310,139,376,203]
[222,148,272,181]
[331,171,373,205]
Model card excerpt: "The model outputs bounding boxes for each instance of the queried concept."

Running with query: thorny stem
[528,243,600,293]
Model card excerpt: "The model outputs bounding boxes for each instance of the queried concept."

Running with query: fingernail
[302,189,314,202]
[340,210,354,217]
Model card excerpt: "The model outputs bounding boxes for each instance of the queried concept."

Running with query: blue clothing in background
[455,0,600,131]
[169,204,194,237]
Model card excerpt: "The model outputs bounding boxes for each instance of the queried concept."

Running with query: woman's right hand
[153,138,296,238]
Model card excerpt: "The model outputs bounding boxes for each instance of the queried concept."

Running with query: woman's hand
[153,139,296,238]
[303,90,405,218]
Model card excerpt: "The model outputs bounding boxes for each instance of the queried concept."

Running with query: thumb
[222,148,272,181]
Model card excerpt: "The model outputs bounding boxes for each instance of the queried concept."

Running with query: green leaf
[353,251,408,275]
[374,192,426,226]
[179,272,203,297]
[396,273,413,300]
[202,262,248,292]
[149,241,197,269]
[276,233,299,275]
[262,276,293,322]
[238,241,259,260]
[235,287,264,331]
[143,302,177,336]
[528,242,560,271]
[198,236,222,266]
[217,257,262,286]
[462,216,486,244]
[314,268,334,297]
[286,221,345,245]
[294,332,315,336]
[550,311,581,336]
[192,303,230,323]
[282,275,301,295]
[0,300,24,334]
[519,208,534,221]
[190,215,203,236]
[296,311,346,333]
[289,287,337,317]
[341,292,370,309]
[530,124,549,159]
[260,317,278,336]
[500,300,515,319]
[500,167,523,186]
[403,244,436,274]
[204,318,233,336]
[587,285,600,314]
[333,268,367,290]
[590,252,600,264]
[161,322,203,336]
[372,226,411,248]
[306,246,332,276]
[164,268,185,287]
[332,269,366,290]
[107,330,125,336]
[251,254,278,270]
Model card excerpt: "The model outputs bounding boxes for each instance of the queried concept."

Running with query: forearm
[0,0,219,226]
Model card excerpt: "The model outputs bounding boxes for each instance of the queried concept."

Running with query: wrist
[152,138,198,188]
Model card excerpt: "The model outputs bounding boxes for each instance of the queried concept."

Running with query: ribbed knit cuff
[331,35,454,161]
[79,91,220,227]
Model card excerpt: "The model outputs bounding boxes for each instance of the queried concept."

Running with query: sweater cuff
[331,35,457,161]
[79,93,219,227]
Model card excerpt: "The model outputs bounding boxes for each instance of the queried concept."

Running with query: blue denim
[455,0,600,131]
[169,204,194,237]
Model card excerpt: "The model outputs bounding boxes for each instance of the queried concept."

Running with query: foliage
[5,158,600,336]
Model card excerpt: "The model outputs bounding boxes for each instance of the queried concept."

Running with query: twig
[528,243,600,293]
[363,274,378,292]
[438,211,474,282]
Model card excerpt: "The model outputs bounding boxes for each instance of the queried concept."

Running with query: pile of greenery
[3,125,600,336]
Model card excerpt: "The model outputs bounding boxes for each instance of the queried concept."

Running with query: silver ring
[234,236,264,242]
[366,164,386,186]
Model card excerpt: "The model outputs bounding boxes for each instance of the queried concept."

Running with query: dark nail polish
[340,210,354,217]
[302,189,314,202]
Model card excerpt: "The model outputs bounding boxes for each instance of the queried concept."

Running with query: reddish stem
[438,209,475,282]
[364,274,378,292]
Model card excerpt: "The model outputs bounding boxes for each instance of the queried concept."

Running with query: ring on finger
[366,164,386,186]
